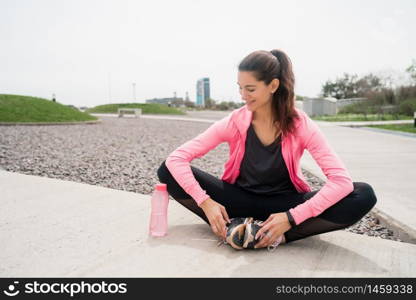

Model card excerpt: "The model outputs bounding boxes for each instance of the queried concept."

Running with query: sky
[1,0,415,107]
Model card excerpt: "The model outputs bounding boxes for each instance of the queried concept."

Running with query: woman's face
[237,71,279,112]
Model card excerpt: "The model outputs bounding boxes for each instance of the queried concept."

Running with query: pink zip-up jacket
[165,105,354,225]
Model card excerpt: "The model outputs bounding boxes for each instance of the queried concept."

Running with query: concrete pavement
[1,170,415,277]
[1,111,416,277]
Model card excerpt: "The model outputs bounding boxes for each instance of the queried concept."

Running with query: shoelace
[217,239,227,247]
[252,219,263,226]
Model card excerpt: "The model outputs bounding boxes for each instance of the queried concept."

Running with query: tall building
[196,77,210,107]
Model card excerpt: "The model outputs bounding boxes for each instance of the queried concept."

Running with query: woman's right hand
[199,197,231,239]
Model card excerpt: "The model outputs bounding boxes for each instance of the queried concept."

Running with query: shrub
[397,85,416,102]
[398,98,416,116]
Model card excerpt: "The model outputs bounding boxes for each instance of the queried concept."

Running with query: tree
[226,101,239,109]
[217,101,230,110]
[321,73,383,99]
[184,100,195,108]
[204,98,216,109]
[356,73,383,95]
[321,73,358,99]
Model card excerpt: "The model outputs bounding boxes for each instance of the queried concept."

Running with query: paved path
[2,110,416,277]
[1,171,415,277]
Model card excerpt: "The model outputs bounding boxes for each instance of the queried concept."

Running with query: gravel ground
[0,117,401,242]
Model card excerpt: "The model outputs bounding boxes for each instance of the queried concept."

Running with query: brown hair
[238,49,299,136]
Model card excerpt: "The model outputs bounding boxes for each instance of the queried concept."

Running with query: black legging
[157,160,377,244]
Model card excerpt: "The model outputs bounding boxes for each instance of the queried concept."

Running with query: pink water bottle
[149,183,169,237]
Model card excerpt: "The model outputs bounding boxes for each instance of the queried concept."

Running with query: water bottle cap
[155,183,167,191]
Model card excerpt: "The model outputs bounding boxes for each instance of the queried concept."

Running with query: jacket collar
[233,105,252,136]
[232,104,303,136]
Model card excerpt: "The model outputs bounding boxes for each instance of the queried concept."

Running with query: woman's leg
[156,160,306,224]
[283,182,378,243]
[157,160,378,244]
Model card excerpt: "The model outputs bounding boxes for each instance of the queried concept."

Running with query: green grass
[86,103,186,115]
[0,94,97,123]
[367,123,416,134]
[312,113,412,122]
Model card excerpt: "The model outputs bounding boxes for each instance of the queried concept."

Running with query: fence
[302,97,368,116]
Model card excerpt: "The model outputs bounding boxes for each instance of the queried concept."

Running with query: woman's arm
[288,116,354,225]
[165,115,231,206]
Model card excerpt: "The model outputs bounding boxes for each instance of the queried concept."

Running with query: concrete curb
[354,126,416,138]
[317,120,413,126]
[371,207,416,244]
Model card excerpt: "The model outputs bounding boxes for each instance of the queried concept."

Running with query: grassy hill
[0,94,97,123]
[86,103,186,115]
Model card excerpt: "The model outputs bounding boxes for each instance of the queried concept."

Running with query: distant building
[303,97,337,116]
[145,97,184,107]
[196,78,210,107]
[302,97,368,116]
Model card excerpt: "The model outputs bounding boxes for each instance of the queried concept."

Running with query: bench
[118,108,142,118]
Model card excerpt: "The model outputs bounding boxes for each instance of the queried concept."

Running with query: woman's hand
[254,212,292,248]
[199,197,231,239]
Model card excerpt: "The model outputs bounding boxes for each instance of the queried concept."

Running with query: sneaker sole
[225,217,253,250]
[226,224,245,250]
[243,223,254,249]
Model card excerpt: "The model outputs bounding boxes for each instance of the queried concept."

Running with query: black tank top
[235,123,297,195]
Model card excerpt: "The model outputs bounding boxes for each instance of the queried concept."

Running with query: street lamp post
[132,83,136,102]
[108,72,112,104]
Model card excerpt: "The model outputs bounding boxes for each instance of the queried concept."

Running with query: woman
[157,49,377,251]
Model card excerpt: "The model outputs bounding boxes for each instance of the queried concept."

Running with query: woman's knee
[319,182,377,224]
[352,182,378,212]
[157,160,171,183]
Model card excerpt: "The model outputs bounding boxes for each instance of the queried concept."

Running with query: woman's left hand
[254,212,292,249]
